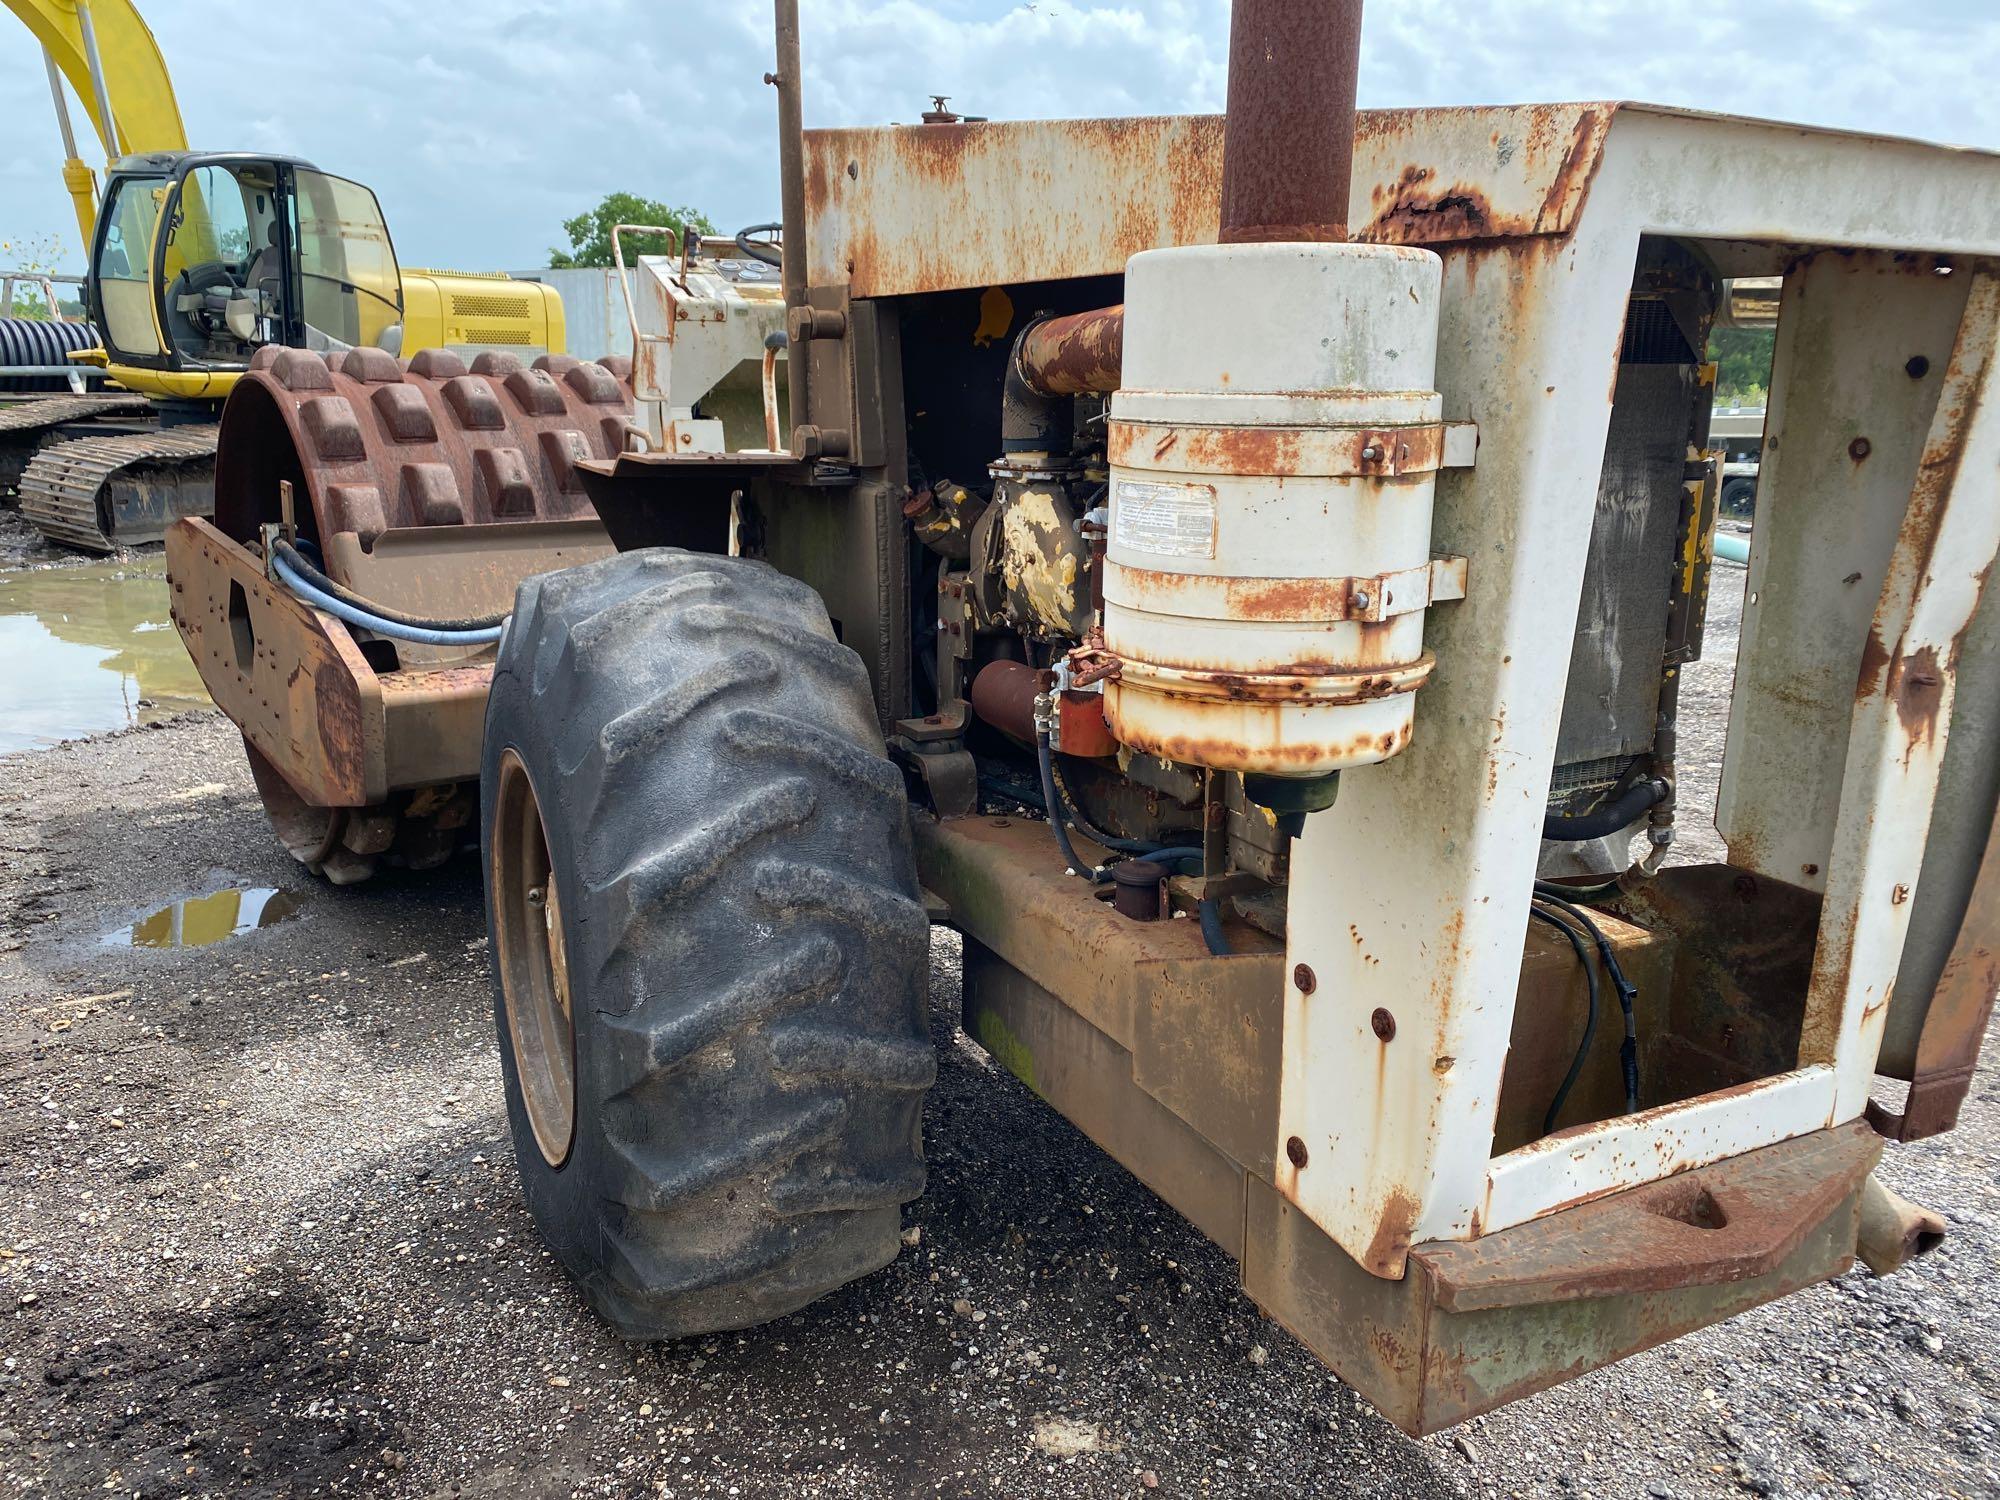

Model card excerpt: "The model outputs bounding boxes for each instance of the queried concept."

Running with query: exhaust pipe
[1014,0,1367,399]
[1855,1174,1946,1276]
[1218,0,1363,245]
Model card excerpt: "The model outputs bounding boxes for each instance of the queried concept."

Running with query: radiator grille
[450,292,532,319]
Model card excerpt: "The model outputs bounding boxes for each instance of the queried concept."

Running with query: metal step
[18,425,219,552]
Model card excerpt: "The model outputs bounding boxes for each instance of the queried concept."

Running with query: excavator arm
[4,0,188,245]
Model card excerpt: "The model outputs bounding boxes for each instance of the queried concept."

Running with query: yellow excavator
[0,0,564,550]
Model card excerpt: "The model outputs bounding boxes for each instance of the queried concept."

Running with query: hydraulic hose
[1537,872,1626,901]
[1048,754,1163,853]
[1542,777,1669,843]
[272,553,505,646]
[1037,732,1112,882]
[274,540,509,631]
[1531,903,1600,1136]
[1535,888,1641,1113]
[1033,738,1225,952]
[1199,898,1232,957]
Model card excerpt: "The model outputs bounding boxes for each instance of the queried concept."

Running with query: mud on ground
[0,568,1996,1499]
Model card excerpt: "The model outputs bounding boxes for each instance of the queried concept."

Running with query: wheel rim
[491,748,576,1167]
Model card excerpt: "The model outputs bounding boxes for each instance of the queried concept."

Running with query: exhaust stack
[1218,0,1363,244]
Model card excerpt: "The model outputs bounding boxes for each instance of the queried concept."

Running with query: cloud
[1,0,1996,278]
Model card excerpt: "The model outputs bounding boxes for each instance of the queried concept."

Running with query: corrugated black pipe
[0,318,99,392]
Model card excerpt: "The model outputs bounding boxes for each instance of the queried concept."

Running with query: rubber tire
[482,549,935,1339]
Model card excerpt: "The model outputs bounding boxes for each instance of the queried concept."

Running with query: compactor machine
[172,0,1998,1434]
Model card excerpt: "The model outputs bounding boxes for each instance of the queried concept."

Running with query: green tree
[549,192,716,269]
[1,233,85,321]
[1709,325,1776,407]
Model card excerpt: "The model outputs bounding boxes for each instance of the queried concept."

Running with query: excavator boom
[4,0,188,245]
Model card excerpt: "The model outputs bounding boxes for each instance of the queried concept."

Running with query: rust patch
[804,147,831,223]
[1107,421,1449,480]
[1855,627,1893,701]
[1534,106,1608,234]
[1184,426,1300,472]
[1118,718,1412,776]
[1358,106,1607,246]
[312,654,366,791]
[1427,1123,1880,1311]
[1018,304,1126,397]
[1362,1187,1420,1276]
[885,121,980,184]
[1365,167,1498,244]
[1223,575,1352,621]
[1888,644,1946,754]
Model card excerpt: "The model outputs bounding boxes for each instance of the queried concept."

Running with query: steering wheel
[176,261,242,299]
[168,261,249,341]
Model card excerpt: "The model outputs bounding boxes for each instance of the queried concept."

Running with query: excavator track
[0,393,154,504]
[18,425,219,552]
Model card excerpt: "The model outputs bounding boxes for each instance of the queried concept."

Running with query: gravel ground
[0,564,1996,1499]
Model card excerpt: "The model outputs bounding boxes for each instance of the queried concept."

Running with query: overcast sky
[4,1,1998,276]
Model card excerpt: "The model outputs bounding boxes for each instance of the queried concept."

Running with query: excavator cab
[88,151,405,392]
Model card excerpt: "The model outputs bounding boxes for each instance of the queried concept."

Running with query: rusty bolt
[1848,437,1872,462]
[1370,1008,1397,1042]
[1892,883,1911,905]
[1803,863,1820,878]
[1285,1136,1309,1170]
[1360,442,1384,463]
[1293,963,1316,995]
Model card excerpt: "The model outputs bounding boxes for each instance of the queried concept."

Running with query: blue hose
[1198,898,1231,956]
[272,553,506,646]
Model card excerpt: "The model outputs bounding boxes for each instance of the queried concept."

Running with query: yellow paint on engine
[999,487,1079,629]
[973,286,1015,348]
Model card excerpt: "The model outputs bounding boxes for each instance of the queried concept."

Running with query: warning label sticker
[1111,478,1217,559]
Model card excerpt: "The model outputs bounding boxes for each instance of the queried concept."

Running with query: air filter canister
[1102,240,1449,777]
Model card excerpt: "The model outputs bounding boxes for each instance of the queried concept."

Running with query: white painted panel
[1482,1068,1836,1233]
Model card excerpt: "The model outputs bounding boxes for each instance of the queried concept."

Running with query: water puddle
[0,559,211,753]
[111,887,302,949]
